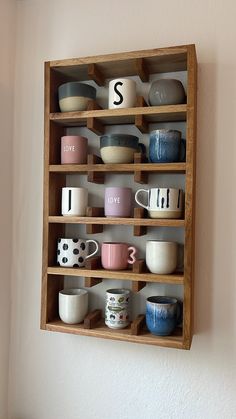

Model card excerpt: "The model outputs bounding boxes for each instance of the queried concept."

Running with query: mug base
[105,322,129,329]
[148,210,182,219]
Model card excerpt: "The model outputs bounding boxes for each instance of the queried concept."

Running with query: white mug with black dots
[57,238,99,267]
[61,187,88,216]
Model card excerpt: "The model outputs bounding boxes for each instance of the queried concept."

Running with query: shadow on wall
[194,58,217,337]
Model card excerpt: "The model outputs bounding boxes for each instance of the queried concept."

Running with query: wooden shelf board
[50,105,187,127]
[48,216,185,227]
[45,319,184,349]
[49,162,186,174]
[50,46,188,80]
[47,266,184,284]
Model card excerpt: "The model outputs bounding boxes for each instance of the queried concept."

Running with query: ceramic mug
[146,296,182,336]
[100,134,145,164]
[57,238,99,267]
[108,78,136,109]
[61,135,88,164]
[59,288,88,324]
[146,240,178,274]
[61,187,88,216]
[58,82,96,112]
[149,129,186,163]
[135,187,183,218]
[148,79,186,106]
[101,242,137,270]
[105,288,130,329]
[104,187,132,217]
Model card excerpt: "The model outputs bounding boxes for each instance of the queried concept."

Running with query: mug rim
[146,240,177,244]
[105,187,132,191]
[106,288,130,295]
[62,187,87,191]
[150,129,181,135]
[61,135,88,141]
[59,288,88,297]
[57,238,85,242]
[102,242,128,245]
[147,296,178,305]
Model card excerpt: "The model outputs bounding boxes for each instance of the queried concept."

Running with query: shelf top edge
[50,104,187,120]
[47,44,195,68]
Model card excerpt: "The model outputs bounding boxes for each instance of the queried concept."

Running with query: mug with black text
[108,78,136,109]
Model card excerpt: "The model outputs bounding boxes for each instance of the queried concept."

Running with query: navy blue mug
[149,129,186,163]
[146,296,182,336]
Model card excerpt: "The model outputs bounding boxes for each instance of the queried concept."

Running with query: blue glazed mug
[149,129,186,163]
[146,296,182,336]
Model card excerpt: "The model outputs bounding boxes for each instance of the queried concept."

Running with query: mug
[61,135,88,164]
[149,129,186,163]
[108,78,136,109]
[105,288,130,329]
[135,187,183,218]
[148,79,186,106]
[146,240,178,274]
[104,187,132,217]
[100,134,145,164]
[61,187,88,216]
[146,296,182,336]
[59,288,88,324]
[57,238,99,267]
[101,242,137,270]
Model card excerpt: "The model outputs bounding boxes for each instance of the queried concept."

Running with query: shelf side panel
[183,45,197,348]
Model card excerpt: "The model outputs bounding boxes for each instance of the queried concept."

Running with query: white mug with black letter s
[108,78,136,109]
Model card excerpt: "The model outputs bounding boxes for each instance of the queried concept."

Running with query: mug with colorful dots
[57,238,99,268]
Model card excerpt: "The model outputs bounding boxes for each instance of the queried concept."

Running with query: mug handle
[180,139,186,162]
[176,300,183,326]
[85,240,99,259]
[127,246,137,265]
[137,143,146,155]
[135,189,149,210]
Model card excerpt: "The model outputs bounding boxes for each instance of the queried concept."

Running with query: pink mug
[104,187,132,217]
[61,135,88,164]
[101,242,137,270]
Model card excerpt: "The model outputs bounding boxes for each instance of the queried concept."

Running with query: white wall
[0,1,15,418]
[8,0,236,418]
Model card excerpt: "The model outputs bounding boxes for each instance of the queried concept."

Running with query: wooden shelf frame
[41,44,197,350]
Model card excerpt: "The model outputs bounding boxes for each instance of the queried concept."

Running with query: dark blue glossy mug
[146,296,182,336]
[149,129,186,163]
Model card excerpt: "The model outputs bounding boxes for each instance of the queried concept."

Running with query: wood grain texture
[48,215,185,227]
[47,266,184,284]
[45,319,184,349]
[183,44,197,349]
[50,104,187,127]
[131,314,146,335]
[49,162,186,174]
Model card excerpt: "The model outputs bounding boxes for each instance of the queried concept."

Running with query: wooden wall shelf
[41,44,197,350]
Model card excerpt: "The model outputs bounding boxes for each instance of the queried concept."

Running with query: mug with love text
[61,135,88,164]
[104,187,132,217]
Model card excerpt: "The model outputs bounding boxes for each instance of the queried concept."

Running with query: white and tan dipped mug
[135,187,183,219]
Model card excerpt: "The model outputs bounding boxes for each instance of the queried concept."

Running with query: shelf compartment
[47,266,184,285]
[45,318,184,349]
[48,216,185,227]
[50,45,188,80]
[50,104,187,127]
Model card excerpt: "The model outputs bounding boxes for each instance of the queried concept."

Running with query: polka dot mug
[57,238,99,268]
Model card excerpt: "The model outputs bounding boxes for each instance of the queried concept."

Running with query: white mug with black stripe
[61,187,88,216]
[57,238,99,267]
[135,187,183,219]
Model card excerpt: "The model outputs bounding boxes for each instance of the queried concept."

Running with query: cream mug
[146,241,178,274]
[59,288,88,324]
[135,187,183,218]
